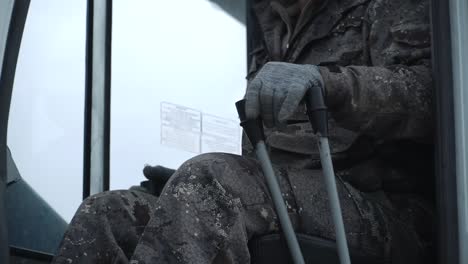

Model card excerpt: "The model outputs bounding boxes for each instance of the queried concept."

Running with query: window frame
[0,0,31,262]
[83,0,112,199]
[431,0,465,263]
[447,0,468,262]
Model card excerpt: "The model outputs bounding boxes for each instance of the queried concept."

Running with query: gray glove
[245,62,324,127]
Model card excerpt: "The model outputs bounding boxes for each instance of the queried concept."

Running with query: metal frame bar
[83,0,112,199]
[431,0,460,263]
[0,0,30,262]
[448,0,468,262]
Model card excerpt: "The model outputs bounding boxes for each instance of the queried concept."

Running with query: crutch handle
[235,99,265,146]
[306,86,328,137]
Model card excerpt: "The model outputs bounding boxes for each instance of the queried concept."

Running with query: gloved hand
[130,165,175,196]
[245,62,324,127]
[143,165,175,184]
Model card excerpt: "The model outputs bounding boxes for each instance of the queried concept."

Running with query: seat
[249,233,384,264]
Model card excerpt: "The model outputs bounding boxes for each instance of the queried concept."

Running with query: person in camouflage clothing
[53,0,434,263]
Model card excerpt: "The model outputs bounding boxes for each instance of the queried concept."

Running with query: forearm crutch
[236,85,351,264]
[236,99,305,264]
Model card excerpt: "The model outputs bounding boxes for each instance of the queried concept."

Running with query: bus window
[7,0,86,223]
[110,0,247,190]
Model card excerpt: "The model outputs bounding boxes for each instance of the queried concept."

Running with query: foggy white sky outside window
[111,1,246,189]
[7,0,246,222]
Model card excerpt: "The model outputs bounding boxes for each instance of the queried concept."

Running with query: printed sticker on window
[160,102,241,155]
[160,102,202,154]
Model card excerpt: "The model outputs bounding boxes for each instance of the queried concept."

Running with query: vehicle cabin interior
[1,0,468,263]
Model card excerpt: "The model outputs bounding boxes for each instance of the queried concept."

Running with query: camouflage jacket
[247,0,434,196]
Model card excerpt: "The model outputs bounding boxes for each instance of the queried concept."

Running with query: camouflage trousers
[52,153,432,264]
